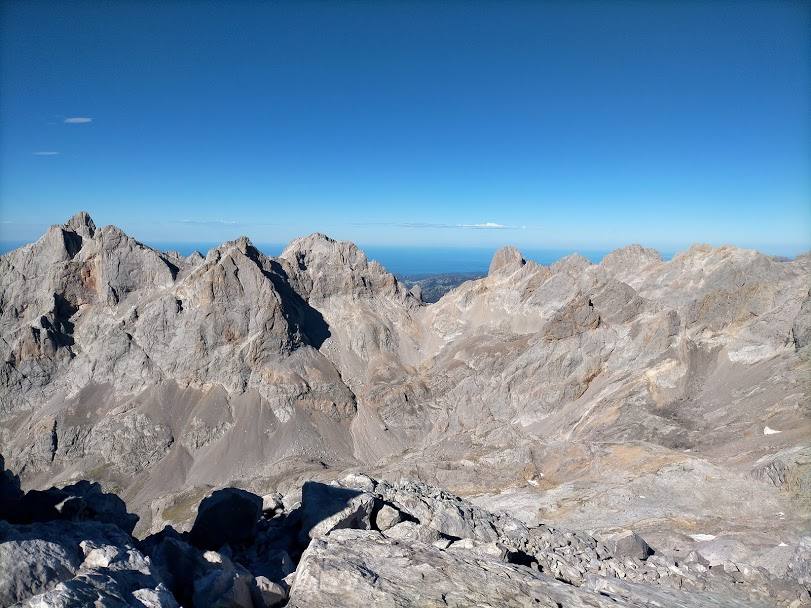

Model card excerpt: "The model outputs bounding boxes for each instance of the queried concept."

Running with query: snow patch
[689,534,716,542]
[763,426,782,435]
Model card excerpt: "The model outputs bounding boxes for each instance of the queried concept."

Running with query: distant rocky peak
[204,236,257,264]
[283,232,353,254]
[600,244,662,275]
[281,233,366,272]
[293,232,337,247]
[550,252,591,275]
[232,235,253,252]
[185,250,205,265]
[32,212,97,262]
[488,245,526,275]
[63,210,96,239]
[669,243,765,272]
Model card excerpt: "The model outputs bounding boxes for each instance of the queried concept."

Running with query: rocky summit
[1,212,810,607]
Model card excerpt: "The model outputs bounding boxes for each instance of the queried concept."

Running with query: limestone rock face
[488,245,526,275]
[298,481,376,541]
[1,213,810,605]
[288,528,625,608]
[794,290,811,353]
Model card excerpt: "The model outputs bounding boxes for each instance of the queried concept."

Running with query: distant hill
[397,272,485,302]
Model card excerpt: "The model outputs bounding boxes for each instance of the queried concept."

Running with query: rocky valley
[1,212,809,607]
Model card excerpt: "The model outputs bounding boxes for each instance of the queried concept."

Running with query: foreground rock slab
[288,528,764,608]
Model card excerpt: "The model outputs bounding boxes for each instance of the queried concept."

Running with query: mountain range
[1,211,809,605]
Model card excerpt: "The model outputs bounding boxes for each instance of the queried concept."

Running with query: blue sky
[1,0,809,254]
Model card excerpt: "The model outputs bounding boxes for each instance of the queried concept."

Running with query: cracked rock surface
[3,464,807,607]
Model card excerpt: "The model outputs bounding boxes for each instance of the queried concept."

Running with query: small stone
[374,504,403,531]
[254,575,287,607]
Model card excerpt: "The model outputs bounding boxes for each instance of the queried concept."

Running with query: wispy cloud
[171,219,277,227]
[396,222,455,229]
[457,222,510,229]
[353,221,521,230]
[64,117,93,124]
[173,219,239,227]
[33,151,60,156]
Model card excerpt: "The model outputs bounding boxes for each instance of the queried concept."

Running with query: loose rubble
[2,458,809,607]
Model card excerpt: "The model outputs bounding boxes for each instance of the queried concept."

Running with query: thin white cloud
[174,219,239,226]
[171,219,277,227]
[398,222,454,229]
[353,221,520,230]
[33,151,60,156]
[457,222,510,229]
[64,117,93,124]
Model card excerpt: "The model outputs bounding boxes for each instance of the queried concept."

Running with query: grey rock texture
[298,481,376,541]
[3,466,805,607]
[289,528,626,608]
[0,518,169,608]
[1,213,810,604]
[598,529,654,561]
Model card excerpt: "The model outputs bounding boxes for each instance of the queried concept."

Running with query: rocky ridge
[1,212,810,604]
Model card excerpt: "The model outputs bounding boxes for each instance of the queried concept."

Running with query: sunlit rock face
[1,213,809,604]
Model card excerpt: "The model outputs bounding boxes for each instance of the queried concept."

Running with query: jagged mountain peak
[281,232,365,270]
[205,235,258,262]
[550,252,592,274]
[288,231,337,246]
[488,245,526,275]
[278,232,418,307]
[600,244,662,269]
[63,210,96,238]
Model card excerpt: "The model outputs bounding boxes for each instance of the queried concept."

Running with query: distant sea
[145,243,621,274]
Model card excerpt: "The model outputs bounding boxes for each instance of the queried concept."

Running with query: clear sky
[1,0,809,254]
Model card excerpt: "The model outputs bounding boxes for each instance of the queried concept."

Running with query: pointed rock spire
[64,211,96,238]
[488,246,526,275]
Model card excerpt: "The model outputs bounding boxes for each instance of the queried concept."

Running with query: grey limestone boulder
[598,530,654,561]
[298,481,376,541]
[373,504,403,531]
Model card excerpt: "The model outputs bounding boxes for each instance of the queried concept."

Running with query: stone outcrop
[3,465,807,607]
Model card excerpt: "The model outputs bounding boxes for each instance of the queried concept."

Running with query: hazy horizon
[0,212,808,259]
[6,210,811,277]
